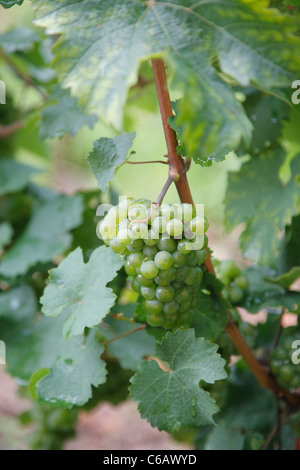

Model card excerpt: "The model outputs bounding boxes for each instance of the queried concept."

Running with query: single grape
[140,260,159,279]
[140,285,156,300]
[147,312,164,327]
[234,275,249,290]
[128,203,148,221]
[117,227,133,246]
[124,259,137,276]
[228,285,244,304]
[127,252,144,268]
[154,275,170,286]
[156,285,175,302]
[158,266,176,282]
[184,266,203,286]
[175,265,190,282]
[171,280,184,291]
[131,277,142,293]
[142,245,158,260]
[127,238,144,253]
[186,250,198,267]
[189,215,209,236]
[175,287,192,304]
[172,251,187,267]
[136,274,155,287]
[154,251,174,270]
[152,216,168,233]
[98,218,117,240]
[196,249,207,265]
[166,218,183,238]
[163,300,180,315]
[130,222,148,239]
[177,239,194,254]
[219,260,241,280]
[109,237,126,254]
[143,299,163,315]
[144,229,159,246]
[157,237,177,253]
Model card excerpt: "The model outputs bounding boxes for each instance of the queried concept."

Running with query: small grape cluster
[269,326,300,391]
[213,259,249,305]
[98,197,209,329]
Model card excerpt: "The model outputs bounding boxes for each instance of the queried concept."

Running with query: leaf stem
[126,160,168,165]
[102,324,146,345]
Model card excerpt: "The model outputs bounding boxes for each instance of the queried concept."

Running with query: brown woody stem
[151,57,300,407]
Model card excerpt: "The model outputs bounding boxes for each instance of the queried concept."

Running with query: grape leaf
[40,245,124,338]
[32,0,300,162]
[39,85,98,140]
[0,0,23,8]
[279,107,300,184]
[0,285,37,320]
[225,149,300,266]
[0,159,41,197]
[0,194,84,277]
[130,328,227,433]
[35,327,106,408]
[265,267,300,290]
[0,26,39,53]
[191,290,229,341]
[0,222,13,252]
[86,133,135,193]
[101,303,156,371]
[0,297,106,407]
[240,266,300,314]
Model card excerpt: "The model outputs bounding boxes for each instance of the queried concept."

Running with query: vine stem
[102,325,146,345]
[151,57,300,406]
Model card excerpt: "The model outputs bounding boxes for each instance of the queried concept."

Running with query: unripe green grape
[163,299,180,315]
[124,259,137,276]
[106,206,120,224]
[157,237,177,253]
[143,299,163,315]
[140,285,156,300]
[158,265,176,282]
[109,237,126,253]
[154,275,170,286]
[175,288,192,304]
[179,299,192,312]
[171,280,184,291]
[177,239,194,254]
[98,218,117,240]
[228,285,244,304]
[176,265,190,282]
[136,273,155,287]
[142,245,158,260]
[234,275,249,290]
[117,227,133,246]
[127,238,144,253]
[152,216,168,233]
[184,266,203,286]
[131,277,142,293]
[172,251,187,267]
[219,260,241,280]
[140,260,159,279]
[144,229,159,246]
[127,252,144,268]
[130,222,148,239]
[147,312,164,327]
[186,250,198,267]
[154,251,173,270]
[163,315,178,329]
[196,249,207,265]
[156,285,175,302]
[128,203,148,221]
[166,218,183,238]
[189,215,209,236]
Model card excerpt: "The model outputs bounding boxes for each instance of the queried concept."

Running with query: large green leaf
[0,194,84,277]
[225,149,300,265]
[32,0,300,162]
[0,159,41,197]
[0,294,106,407]
[40,245,124,337]
[86,133,135,192]
[130,328,227,433]
[39,85,98,139]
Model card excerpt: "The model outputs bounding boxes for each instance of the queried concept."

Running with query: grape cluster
[98,197,209,329]
[269,326,300,391]
[213,259,249,305]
